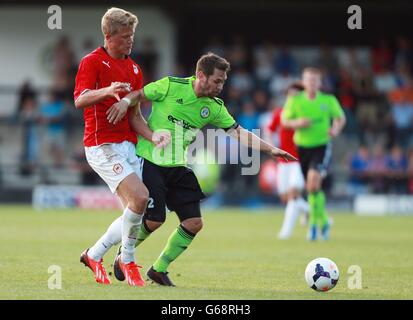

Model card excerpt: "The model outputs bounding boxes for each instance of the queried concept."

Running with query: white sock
[121,207,143,264]
[296,197,309,214]
[278,199,299,239]
[88,216,123,261]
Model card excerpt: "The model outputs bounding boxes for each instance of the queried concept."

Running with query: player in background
[265,82,309,240]
[104,52,297,286]
[282,67,346,241]
[74,7,170,286]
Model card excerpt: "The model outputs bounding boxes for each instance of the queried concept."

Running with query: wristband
[121,97,132,106]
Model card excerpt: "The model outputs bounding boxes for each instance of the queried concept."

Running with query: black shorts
[297,143,332,178]
[140,157,206,223]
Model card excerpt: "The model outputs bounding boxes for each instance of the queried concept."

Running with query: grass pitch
[0,205,412,300]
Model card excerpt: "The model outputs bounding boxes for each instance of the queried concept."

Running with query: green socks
[135,221,152,247]
[308,191,328,227]
[152,225,195,273]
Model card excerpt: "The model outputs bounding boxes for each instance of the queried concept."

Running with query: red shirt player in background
[266,82,309,240]
[75,7,170,287]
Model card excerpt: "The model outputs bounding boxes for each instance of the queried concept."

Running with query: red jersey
[74,47,143,147]
[267,108,299,163]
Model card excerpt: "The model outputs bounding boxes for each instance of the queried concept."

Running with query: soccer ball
[305,257,339,292]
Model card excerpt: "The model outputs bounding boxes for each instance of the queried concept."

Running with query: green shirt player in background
[106,52,296,286]
[282,67,346,241]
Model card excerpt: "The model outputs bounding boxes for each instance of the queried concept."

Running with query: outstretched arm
[227,125,297,161]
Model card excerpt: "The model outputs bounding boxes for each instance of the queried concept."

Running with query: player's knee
[146,220,163,232]
[182,218,203,234]
[129,192,149,212]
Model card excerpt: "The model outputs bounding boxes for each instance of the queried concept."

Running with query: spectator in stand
[374,67,398,94]
[389,93,413,148]
[252,89,269,114]
[225,87,244,119]
[52,35,77,96]
[227,35,248,70]
[385,145,408,194]
[131,38,158,84]
[274,46,297,75]
[388,76,413,106]
[348,145,371,195]
[395,36,413,73]
[228,67,254,94]
[19,95,40,175]
[39,89,67,168]
[237,100,259,132]
[253,40,276,90]
[269,70,297,106]
[372,38,394,74]
[369,144,388,193]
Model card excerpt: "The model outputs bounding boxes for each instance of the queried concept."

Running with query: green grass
[0,205,412,300]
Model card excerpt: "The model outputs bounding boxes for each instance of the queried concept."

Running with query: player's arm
[329,116,346,138]
[128,103,170,148]
[280,96,311,129]
[227,125,297,161]
[106,88,148,125]
[75,82,131,109]
[328,95,347,138]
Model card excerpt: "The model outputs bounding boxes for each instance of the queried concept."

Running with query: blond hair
[101,7,138,38]
[302,67,322,75]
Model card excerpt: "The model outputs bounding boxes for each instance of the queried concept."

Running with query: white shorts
[276,161,305,195]
[85,141,143,193]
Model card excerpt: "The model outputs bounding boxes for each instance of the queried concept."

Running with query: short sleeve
[281,96,296,120]
[74,56,98,102]
[268,109,281,132]
[209,104,237,130]
[143,77,170,101]
[329,95,345,119]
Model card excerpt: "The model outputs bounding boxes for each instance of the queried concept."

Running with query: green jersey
[137,76,236,167]
[282,91,344,148]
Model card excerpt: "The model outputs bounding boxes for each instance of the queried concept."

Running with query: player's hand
[296,118,311,128]
[107,82,131,101]
[269,148,298,162]
[106,99,129,125]
[328,127,339,138]
[151,130,171,149]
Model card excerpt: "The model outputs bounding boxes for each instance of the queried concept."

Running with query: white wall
[0,5,176,87]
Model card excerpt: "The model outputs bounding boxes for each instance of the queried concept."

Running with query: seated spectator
[19,96,40,175]
[389,94,413,147]
[348,145,371,194]
[385,145,408,193]
[39,89,67,168]
[369,144,388,193]
[268,71,296,106]
[237,100,259,132]
[374,67,398,94]
[253,40,276,89]
[274,46,297,75]
[228,67,254,94]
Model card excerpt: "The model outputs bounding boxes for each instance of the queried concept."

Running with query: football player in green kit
[282,67,346,241]
[105,52,296,286]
